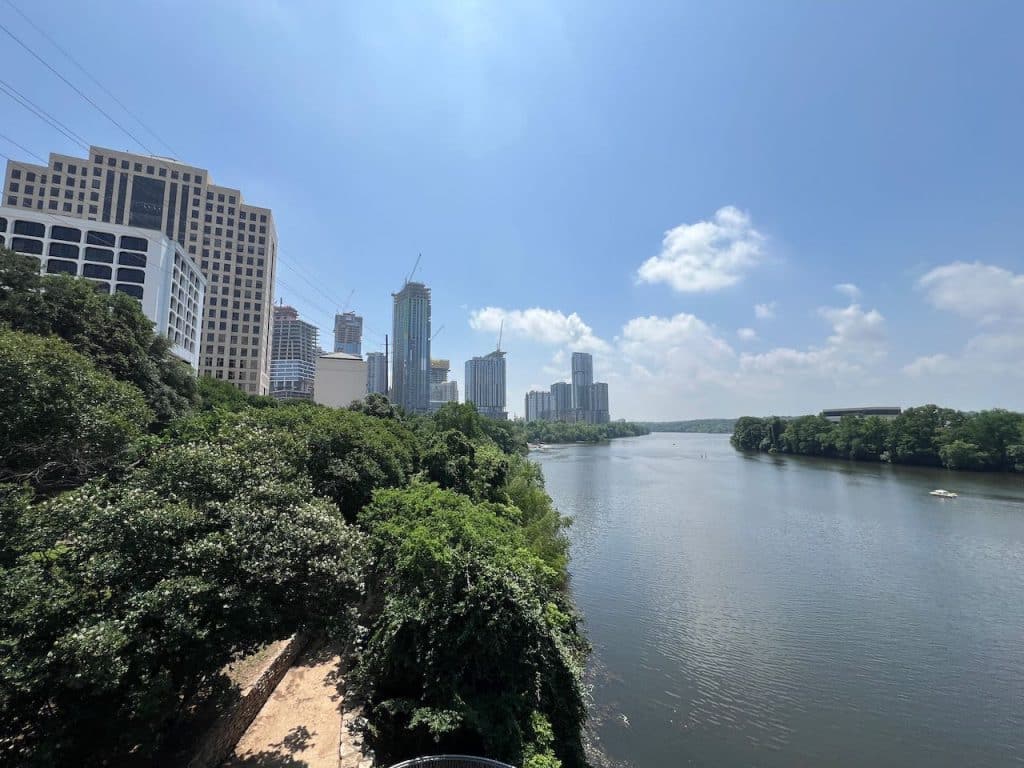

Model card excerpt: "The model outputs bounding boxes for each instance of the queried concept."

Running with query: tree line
[641,418,736,434]
[731,407,1024,471]
[0,248,587,768]
[521,420,650,444]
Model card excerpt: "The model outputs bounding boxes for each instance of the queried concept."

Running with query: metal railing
[386,756,516,768]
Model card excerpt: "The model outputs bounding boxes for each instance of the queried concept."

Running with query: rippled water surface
[534,433,1024,767]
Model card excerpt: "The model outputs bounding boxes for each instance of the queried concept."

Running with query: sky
[3,0,1023,420]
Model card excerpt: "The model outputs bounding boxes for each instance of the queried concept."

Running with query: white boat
[929,489,958,499]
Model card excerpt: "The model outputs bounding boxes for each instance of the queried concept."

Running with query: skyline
[2,1,1022,419]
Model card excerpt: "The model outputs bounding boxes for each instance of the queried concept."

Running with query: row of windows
[1,219,149,251]
[8,239,148,268]
[42,259,146,284]
[90,154,204,184]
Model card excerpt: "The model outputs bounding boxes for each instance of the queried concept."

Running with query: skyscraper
[391,281,431,413]
[2,146,277,394]
[571,352,594,413]
[366,351,388,395]
[270,305,318,400]
[333,311,363,356]
[589,382,610,423]
[465,350,507,420]
[525,390,554,422]
[550,381,573,421]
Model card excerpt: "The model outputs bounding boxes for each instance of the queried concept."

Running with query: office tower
[270,305,318,400]
[333,311,362,356]
[314,352,368,408]
[550,381,573,422]
[429,380,459,411]
[0,207,206,368]
[366,351,388,395]
[465,350,507,420]
[3,146,277,394]
[571,352,594,414]
[430,358,450,385]
[525,390,554,422]
[391,281,431,413]
[589,382,610,424]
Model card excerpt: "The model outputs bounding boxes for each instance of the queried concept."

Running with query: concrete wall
[185,633,309,768]
[314,356,368,408]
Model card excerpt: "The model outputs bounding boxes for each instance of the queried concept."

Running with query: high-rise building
[2,146,277,394]
[430,358,450,385]
[589,382,610,424]
[270,305,318,400]
[465,350,507,420]
[366,351,388,395]
[391,281,431,413]
[429,380,459,411]
[525,390,554,422]
[333,311,362,356]
[550,381,573,421]
[571,352,594,413]
[0,207,206,368]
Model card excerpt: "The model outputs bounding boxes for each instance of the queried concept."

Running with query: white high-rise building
[465,350,507,420]
[524,390,553,422]
[3,146,277,394]
[571,352,594,413]
[0,208,206,368]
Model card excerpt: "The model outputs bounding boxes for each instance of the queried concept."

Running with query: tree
[0,247,198,428]
[355,484,587,768]
[0,328,151,493]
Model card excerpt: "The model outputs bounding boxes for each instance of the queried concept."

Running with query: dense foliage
[0,247,198,428]
[641,418,736,434]
[522,419,650,444]
[731,406,1024,472]
[0,260,588,767]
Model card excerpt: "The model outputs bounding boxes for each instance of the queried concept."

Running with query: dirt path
[224,642,346,768]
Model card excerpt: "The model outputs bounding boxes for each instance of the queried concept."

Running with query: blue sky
[4,0,1023,419]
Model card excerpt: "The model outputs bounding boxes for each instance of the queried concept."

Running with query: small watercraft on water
[929,489,958,499]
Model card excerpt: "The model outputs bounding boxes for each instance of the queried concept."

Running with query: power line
[1,0,179,158]
[0,131,46,163]
[0,78,90,149]
[0,19,154,154]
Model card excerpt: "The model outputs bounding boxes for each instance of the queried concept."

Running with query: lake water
[534,433,1024,767]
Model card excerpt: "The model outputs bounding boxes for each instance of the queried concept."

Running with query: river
[533,432,1024,767]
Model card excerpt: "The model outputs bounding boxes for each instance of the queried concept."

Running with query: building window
[108,158,116,167]
[120,235,149,251]
[85,247,114,263]
[52,162,62,172]
[50,225,81,242]
[116,267,146,284]
[13,220,45,237]
[8,183,18,193]
[11,237,43,254]
[115,284,144,300]
[83,263,112,279]
[91,281,111,294]
[45,259,77,275]
[67,164,77,175]
[87,231,116,247]
[11,169,20,179]
[48,242,79,259]
[94,154,104,164]
[63,203,72,212]
[118,251,147,268]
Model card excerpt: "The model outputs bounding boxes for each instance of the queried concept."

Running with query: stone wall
[185,633,310,768]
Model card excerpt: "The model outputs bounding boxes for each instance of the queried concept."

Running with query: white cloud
[754,302,777,320]
[468,306,609,352]
[918,261,1024,324]
[736,327,757,341]
[834,282,861,300]
[636,206,765,292]
[903,353,955,378]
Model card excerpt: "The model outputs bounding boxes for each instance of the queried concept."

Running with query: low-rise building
[314,351,368,408]
[0,207,206,368]
[821,407,901,423]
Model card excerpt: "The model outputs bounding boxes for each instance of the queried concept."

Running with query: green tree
[0,328,151,493]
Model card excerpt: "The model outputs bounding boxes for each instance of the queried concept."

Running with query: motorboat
[929,489,958,499]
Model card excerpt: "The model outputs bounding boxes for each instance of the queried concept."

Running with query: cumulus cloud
[903,353,955,378]
[636,206,765,292]
[754,302,777,320]
[918,261,1024,324]
[468,306,609,352]
[834,282,861,300]
[737,327,757,341]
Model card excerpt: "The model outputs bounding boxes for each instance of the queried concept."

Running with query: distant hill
[640,419,737,434]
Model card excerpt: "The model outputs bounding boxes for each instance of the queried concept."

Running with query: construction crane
[340,289,355,314]
[496,319,503,353]
[406,253,422,285]
[431,324,445,342]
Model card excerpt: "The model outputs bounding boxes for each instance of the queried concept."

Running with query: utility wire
[0,19,154,154]
[0,131,47,163]
[0,78,90,149]
[2,0,179,158]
